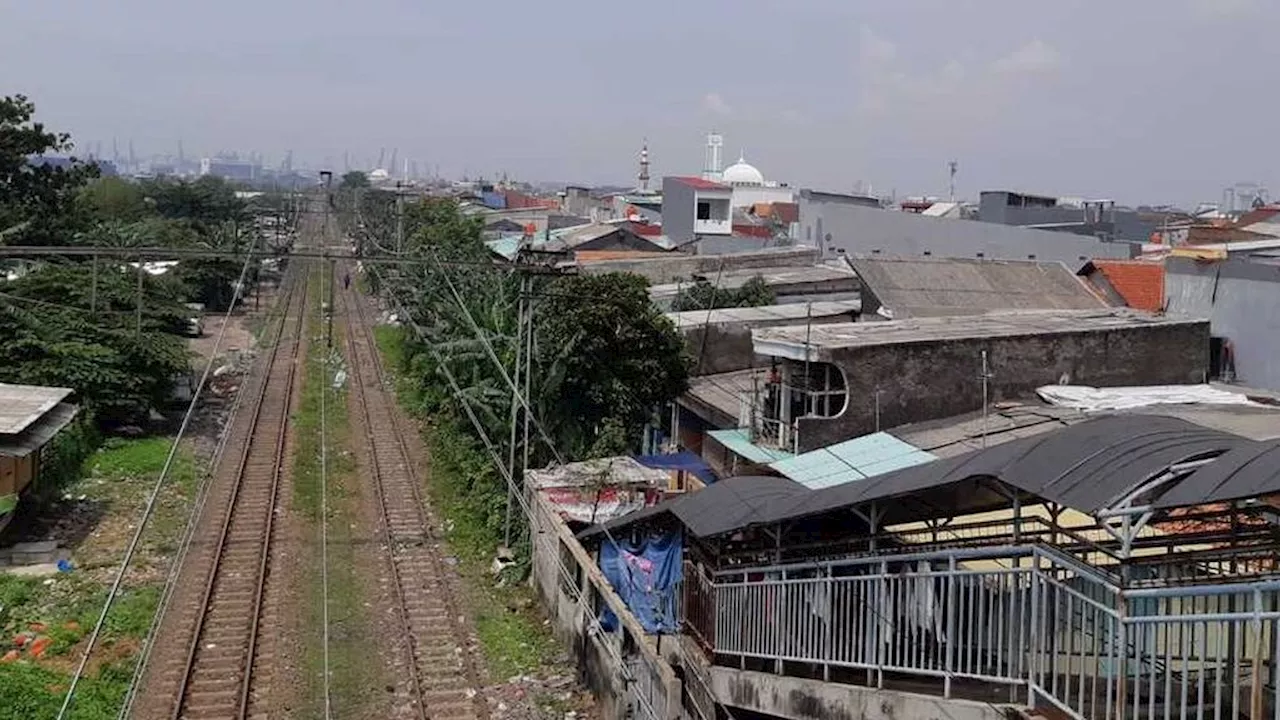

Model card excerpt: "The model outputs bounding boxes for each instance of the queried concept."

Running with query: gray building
[1165,255,1280,390]
[978,190,1171,243]
[751,309,1209,452]
[798,189,1137,267]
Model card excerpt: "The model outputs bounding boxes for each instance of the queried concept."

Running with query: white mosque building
[701,133,796,208]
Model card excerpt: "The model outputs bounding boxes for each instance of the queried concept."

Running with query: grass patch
[0,436,199,719]
[372,323,560,681]
[295,265,379,718]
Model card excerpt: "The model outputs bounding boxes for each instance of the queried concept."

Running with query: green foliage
[0,264,191,427]
[669,273,775,311]
[537,273,689,456]
[31,418,100,502]
[78,177,149,223]
[139,175,246,232]
[0,94,99,246]
[84,436,174,479]
[340,170,369,189]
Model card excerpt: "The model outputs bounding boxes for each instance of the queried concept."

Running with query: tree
[340,171,370,189]
[536,273,689,456]
[141,175,246,231]
[669,274,775,311]
[0,264,191,427]
[78,176,149,222]
[0,95,99,245]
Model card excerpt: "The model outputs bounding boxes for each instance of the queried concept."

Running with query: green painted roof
[707,428,794,465]
[768,432,936,490]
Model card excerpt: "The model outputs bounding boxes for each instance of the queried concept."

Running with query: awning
[0,403,79,457]
[633,451,717,485]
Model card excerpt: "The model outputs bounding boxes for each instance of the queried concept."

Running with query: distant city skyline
[9,0,1274,208]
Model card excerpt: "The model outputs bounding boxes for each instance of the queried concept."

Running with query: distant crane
[948,160,959,201]
[376,148,386,170]
[388,148,398,177]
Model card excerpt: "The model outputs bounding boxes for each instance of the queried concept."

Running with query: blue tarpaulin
[598,531,683,634]
[633,451,717,485]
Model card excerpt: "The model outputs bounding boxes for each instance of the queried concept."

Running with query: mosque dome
[721,154,765,185]
[369,168,391,182]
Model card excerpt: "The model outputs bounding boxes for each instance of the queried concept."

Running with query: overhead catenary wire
[56,235,264,720]
[319,261,334,720]
[370,263,674,720]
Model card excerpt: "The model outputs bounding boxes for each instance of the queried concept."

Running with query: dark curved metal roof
[579,416,1262,541]
[771,416,1252,526]
[1154,439,1280,509]
[578,475,807,540]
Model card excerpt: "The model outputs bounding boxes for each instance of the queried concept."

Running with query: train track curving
[339,269,489,720]
[130,261,310,720]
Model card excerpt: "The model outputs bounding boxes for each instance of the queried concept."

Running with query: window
[696,201,711,220]
[792,362,847,418]
[976,252,985,258]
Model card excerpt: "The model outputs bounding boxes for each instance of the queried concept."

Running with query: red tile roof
[671,176,730,190]
[1091,260,1165,312]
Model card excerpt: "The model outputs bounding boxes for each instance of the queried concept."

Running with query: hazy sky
[3,0,1274,207]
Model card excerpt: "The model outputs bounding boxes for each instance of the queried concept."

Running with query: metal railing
[695,544,1280,720]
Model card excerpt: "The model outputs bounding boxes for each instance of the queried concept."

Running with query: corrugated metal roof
[0,384,74,436]
[753,308,1197,358]
[768,432,936,489]
[848,256,1105,319]
[706,428,793,465]
[665,300,860,329]
[0,403,78,457]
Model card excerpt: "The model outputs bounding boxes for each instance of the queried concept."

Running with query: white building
[720,152,795,208]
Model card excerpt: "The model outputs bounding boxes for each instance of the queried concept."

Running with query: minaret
[638,140,651,193]
[703,131,723,182]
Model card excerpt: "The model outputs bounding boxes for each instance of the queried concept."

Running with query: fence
[694,544,1280,720]
[527,488,682,720]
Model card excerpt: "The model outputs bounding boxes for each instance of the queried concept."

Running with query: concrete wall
[581,247,819,285]
[681,312,856,376]
[528,489,682,720]
[662,177,696,245]
[1166,256,1280,391]
[711,668,1014,720]
[798,192,1137,267]
[795,320,1211,451]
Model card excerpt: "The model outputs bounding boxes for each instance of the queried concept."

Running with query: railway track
[339,270,489,720]
[131,262,310,720]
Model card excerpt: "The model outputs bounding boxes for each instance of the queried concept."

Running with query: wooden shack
[0,383,78,528]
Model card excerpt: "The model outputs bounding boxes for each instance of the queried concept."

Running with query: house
[1165,254,1280,389]
[0,383,80,530]
[748,308,1209,452]
[1078,259,1166,312]
[666,301,860,376]
[648,263,861,311]
[485,223,669,263]
[661,176,732,246]
[848,256,1107,319]
[571,408,1280,720]
[798,188,1136,265]
[977,189,1183,243]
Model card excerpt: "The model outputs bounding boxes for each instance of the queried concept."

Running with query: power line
[56,237,265,720]
[370,264,675,720]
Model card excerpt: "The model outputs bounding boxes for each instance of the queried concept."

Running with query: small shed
[0,383,79,526]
